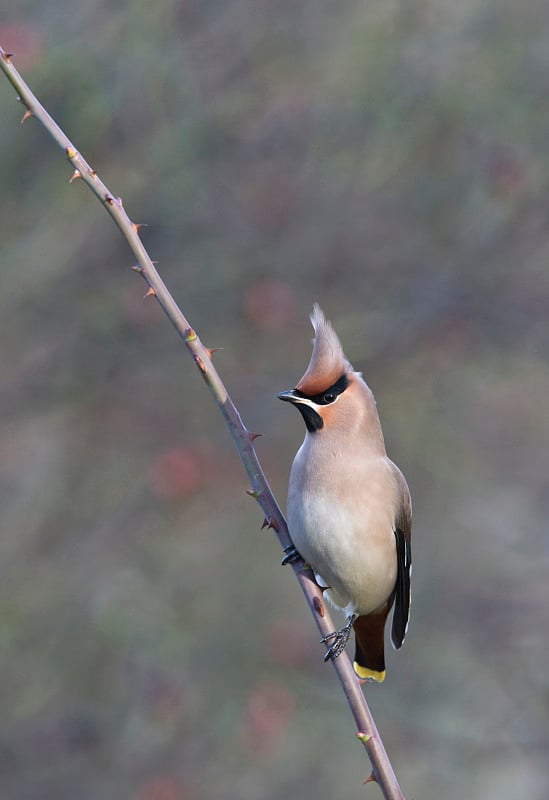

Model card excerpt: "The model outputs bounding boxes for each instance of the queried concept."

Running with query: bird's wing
[391,466,412,649]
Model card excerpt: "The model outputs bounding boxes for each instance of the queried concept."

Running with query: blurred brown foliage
[1,2,548,799]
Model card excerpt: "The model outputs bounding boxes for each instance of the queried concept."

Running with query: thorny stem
[0,46,405,800]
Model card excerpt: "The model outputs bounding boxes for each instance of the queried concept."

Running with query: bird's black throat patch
[296,404,324,432]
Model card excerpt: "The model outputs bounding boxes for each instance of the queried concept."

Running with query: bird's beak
[278,388,324,432]
[277,389,301,404]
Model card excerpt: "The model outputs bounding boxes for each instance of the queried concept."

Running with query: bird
[278,304,411,682]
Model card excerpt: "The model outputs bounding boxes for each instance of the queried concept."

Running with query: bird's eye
[323,391,336,403]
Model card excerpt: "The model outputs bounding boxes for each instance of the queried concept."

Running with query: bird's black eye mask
[291,373,349,433]
[294,373,349,406]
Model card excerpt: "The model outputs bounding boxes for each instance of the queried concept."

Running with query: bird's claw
[281,545,301,566]
[322,629,350,661]
[321,616,356,662]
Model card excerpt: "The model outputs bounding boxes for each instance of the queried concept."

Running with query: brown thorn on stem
[194,355,206,373]
[247,431,262,442]
[2,53,14,63]
[131,222,148,233]
[261,517,279,533]
[144,287,156,299]
[20,108,33,124]
[363,772,377,785]
[69,169,82,183]
[205,346,222,358]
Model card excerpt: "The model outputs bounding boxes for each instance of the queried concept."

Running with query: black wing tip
[390,620,408,650]
[392,527,411,651]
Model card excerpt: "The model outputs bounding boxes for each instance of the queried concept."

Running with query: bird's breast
[287,445,398,615]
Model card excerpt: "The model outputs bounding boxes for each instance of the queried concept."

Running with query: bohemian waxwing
[278,304,412,682]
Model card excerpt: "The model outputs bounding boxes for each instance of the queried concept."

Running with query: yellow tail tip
[353,662,386,682]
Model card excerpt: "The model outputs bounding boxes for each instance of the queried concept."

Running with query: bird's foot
[321,615,356,662]
[281,545,301,566]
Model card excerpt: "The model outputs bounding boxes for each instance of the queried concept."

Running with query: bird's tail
[353,605,390,683]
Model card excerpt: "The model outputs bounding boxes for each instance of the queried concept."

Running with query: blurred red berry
[243,280,296,331]
[149,445,206,501]
[134,776,187,800]
[266,618,315,670]
[0,23,43,68]
[488,150,528,196]
[241,680,296,754]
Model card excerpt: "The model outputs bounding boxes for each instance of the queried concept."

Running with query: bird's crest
[296,304,351,395]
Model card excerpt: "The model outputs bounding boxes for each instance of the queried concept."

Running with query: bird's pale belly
[288,492,397,616]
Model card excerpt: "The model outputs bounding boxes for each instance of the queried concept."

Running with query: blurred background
[1,2,548,798]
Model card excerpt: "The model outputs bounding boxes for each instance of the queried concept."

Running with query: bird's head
[278,304,382,444]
